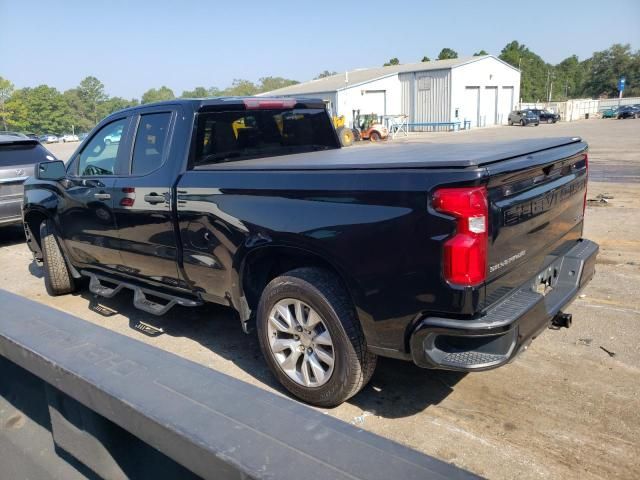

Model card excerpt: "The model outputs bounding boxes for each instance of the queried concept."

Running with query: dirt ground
[2,119,639,479]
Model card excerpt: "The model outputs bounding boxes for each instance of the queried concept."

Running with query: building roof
[261,55,518,96]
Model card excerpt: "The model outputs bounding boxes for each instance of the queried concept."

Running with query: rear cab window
[131,112,172,175]
[192,104,339,168]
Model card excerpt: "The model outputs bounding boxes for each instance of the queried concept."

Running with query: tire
[547,118,553,124]
[508,119,513,126]
[256,267,377,407]
[520,120,525,126]
[337,127,354,147]
[40,220,75,296]
[352,129,361,142]
[369,131,381,142]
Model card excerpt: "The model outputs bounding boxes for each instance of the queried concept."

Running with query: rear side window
[193,108,338,167]
[0,142,53,167]
[131,112,172,175]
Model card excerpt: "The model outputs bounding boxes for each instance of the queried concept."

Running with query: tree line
[1,41,638,135]
[0,76,299,135]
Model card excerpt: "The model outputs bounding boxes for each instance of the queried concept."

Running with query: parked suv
[529,109,560,123]
[0,134,56,227]
[508,110,540,126]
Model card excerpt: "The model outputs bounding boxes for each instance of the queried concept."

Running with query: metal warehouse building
[262,56,521,129]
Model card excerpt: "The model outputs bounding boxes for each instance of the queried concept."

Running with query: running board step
[83,271,202,316]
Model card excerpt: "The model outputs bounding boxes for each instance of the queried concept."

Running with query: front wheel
[337,127,355,147]
[257,268,377,407]
[40,220,76,296]
[520,120,525,126]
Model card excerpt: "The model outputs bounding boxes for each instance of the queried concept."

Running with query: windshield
[193,108,339,167]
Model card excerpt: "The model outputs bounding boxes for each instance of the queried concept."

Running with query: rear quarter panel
[176,167,485,351]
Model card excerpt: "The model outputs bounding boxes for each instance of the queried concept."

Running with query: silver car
[0,134,57,227]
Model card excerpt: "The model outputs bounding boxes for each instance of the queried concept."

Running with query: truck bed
[198,137,583,170]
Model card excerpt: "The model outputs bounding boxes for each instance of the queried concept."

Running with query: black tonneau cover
[200,137,582,171]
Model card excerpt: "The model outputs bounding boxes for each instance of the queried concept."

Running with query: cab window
[131,112,172,175]
[77,119,128,176]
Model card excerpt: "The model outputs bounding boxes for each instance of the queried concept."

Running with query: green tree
[583,44,640,98]
[437,48,458,60]
[97,97,138,119]
[62,88,94,132]
[141,86,175,104]
[315,70,337,79]
[383,58,400,66]
[3,89,29,131]
[553,55,588,100]
[499,40,550,101]
[258,76,299,92]
[180,86,211,98]
[0,76,15,130]
[473,50,489,56]
[78,76,107,125]
[14,86,71,133]
[421,56,431,62]
[223,79,259,96]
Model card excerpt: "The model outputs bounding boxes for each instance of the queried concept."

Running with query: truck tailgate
[483,140,589,307]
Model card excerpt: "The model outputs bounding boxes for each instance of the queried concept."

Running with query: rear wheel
[257,267,377,407]
[40,220,75,296]
[508,119,513,126]
[547,118,553,124]
[369,131,381,142]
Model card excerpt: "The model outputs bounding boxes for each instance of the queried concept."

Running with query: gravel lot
[3,119,639,479]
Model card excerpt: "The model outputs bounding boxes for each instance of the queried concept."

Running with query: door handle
[94,193,111,200]
[144,194,166,204]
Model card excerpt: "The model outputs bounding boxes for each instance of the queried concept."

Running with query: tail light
[583,153,589,216]
[433,186,488,286]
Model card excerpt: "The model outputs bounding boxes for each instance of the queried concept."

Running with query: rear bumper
[410,239,599,371]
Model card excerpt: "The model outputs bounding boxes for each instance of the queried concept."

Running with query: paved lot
[3,119,639,479]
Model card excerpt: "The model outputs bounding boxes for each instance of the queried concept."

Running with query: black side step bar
[82,270,202,316]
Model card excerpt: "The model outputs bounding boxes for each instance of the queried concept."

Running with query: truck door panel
[112,108,186,289]
[59,117,132,269]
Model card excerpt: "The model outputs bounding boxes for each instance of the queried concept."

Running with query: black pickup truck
[22,97,598,406]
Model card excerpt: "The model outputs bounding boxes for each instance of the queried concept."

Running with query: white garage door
[464,87,480,127]
[358,90,386,116]
[498,87,514,124]
[482,87,498,126]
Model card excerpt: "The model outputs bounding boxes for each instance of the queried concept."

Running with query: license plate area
[533,261,562,296]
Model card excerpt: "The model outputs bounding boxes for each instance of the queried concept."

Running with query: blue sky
[1,0,638,99]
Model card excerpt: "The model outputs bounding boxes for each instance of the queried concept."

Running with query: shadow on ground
[27,260,464,418]
[0,225,26,247]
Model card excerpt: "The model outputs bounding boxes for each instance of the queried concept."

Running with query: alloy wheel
[267,298,335,387]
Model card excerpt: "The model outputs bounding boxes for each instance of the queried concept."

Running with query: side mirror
[36,160,66,181]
